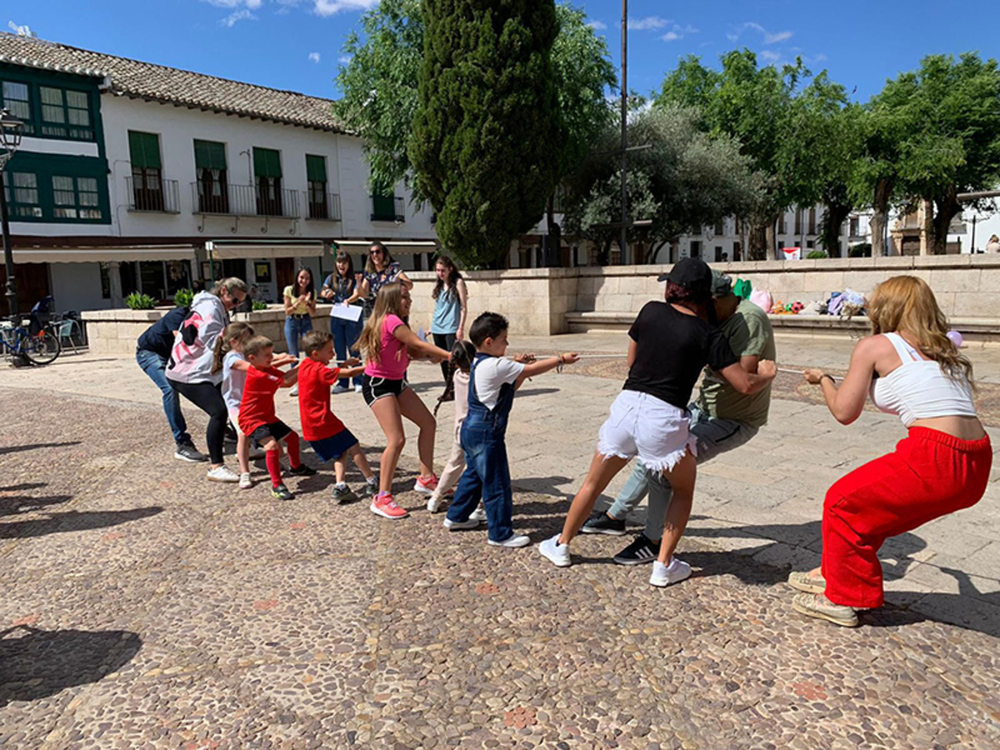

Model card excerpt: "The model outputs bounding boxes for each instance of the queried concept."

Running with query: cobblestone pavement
[2,335,1000,749]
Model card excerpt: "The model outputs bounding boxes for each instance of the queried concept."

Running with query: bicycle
[0,316,61,365]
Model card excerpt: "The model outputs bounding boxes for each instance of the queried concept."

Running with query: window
[778,213,787,234]
[306,154,328,219]
[128,131,164,211]
[808,208,817,235]
[778,240,785,249]
[849,217,860,237]
[689,240,701,258]
[807,240,815,249]
[4,172,42,218]
[714,221,724,236]
[194,140,229,213]
[1,81,33,133]
[794,209,802,236]
[39,87,92,140]
[715,246,723,262]
[252,147,283,216]
[52,175,102,219]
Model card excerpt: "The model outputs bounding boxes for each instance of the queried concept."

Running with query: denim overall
[446,353,517,542]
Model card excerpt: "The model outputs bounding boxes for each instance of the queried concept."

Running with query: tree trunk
[544,195,560,267]
[870,178,892,257]
[931,187,960,256]
[765,223,776,260]
[748,221,769,260]
[820,202,851,258]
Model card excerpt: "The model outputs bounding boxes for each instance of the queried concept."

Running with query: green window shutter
[253,147,282,178]
[306,154,326,183]
[128,131,161,169]
[194,140,227,170]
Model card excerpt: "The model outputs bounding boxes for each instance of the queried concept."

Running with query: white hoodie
[166,291,229,385]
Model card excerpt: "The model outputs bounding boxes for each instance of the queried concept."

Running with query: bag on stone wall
[733,278,753,299]
[749,289,772,313]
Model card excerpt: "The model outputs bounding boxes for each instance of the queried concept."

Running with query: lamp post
[0,108,25,319]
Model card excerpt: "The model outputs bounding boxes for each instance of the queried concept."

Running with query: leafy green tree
[410,0,566,268]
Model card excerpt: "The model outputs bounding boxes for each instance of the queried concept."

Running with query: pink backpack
[749,289,772,313]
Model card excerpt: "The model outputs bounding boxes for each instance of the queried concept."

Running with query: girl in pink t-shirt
[357,282,452,519]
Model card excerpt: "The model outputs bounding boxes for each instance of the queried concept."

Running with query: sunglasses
[369,249,382,255]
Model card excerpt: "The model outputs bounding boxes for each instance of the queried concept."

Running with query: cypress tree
[410,0,566,268]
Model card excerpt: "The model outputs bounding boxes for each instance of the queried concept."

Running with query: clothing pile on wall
[730,278,867,318]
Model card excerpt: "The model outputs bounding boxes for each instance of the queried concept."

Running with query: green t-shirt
[696,299,776,429]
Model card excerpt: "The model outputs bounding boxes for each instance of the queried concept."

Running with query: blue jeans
[136,348,190,446]
[607,405,759,540]
[331,316,362,387]
[447,426,514,543]
[284,316,313,360]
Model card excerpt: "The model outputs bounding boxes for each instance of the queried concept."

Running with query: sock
[285,432,301,468]
[335,481,348,491]
[366,475,378,486]
[265,450,283,487]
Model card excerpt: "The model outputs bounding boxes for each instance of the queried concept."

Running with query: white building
[0,33,438,314]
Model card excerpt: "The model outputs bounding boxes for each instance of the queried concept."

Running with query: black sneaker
[360,479,379,500]
[174,443,209,463]
[271,483,294,501]
[580,509,626,536]
[286,463,317,477]
[613,534,661,565]
[332,483,359,504]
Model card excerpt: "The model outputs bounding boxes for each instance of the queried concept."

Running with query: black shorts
[250,420,292,444]
[362,375,409,407]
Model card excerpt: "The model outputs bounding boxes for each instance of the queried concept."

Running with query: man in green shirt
[581,269,776,568]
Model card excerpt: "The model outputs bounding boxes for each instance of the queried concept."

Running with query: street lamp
[0,107,25,319]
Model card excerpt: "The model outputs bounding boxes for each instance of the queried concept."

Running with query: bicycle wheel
[22,327,61,365]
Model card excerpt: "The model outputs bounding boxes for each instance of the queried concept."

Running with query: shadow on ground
[0,507,163,540]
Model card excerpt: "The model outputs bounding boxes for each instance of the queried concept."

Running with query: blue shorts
[309,429,359,462]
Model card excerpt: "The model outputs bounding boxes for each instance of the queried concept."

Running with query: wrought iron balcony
[191,182,301,218]
[126,176,180,214]
[307,191,342,221]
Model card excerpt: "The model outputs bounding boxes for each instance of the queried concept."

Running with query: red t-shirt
[238,365,285,435]
[296,357,346,441]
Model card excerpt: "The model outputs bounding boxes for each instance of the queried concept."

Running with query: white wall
[50,262,108,312]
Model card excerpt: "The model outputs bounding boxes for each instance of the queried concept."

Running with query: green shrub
[252,300,269,311]
[806,250,828,260]
[173,288,194,307]
[848,242,872,258]
[125,292,157,310]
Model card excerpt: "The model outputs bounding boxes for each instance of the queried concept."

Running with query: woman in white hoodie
[167,277,248,482]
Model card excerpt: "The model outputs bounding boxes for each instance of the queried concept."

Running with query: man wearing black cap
[581,266,776,567]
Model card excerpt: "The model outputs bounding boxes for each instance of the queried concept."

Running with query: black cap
[658,257,713,296]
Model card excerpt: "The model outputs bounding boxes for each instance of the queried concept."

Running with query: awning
[13,245,197,264]
[206,241,327,260]
[334,239,439,255]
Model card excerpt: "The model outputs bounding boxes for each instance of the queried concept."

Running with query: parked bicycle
[1,302,61,366]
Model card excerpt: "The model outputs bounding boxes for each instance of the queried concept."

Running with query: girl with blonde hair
[789,275,990,626]
[356,282,451,519]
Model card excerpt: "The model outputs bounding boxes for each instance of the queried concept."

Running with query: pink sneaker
[413,474,439,496]
[370,492,409,520]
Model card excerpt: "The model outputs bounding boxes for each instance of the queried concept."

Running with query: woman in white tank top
[786,276,991,627]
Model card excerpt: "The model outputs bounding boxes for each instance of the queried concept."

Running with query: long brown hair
[211,321,254,375]
[365,241,394,274]
[868,275,973,383]
[432,256,463,301]
[355,282,406,365]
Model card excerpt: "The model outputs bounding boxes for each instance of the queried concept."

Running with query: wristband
[820,373,835,385]
[556,355,563,374]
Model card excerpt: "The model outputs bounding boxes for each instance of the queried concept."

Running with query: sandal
[792,593,859,628]
[787,570,826,595]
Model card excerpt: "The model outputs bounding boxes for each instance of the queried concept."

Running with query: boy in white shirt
[443,312,579,548]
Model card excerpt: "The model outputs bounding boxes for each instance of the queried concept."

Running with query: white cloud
[338,55,353,64]
[220,9,256,26]
[729,21,794,45]
[627,16,671,31]
[313,0,379,16]
[815,53,828,62]
[760,50,781,63]
[308,52,321,63]
[205,0,261,8]
[662,23,698,42]
[588,19,607,30]
[662,31,680,42]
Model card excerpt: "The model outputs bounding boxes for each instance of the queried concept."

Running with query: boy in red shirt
[239,335,316,500]
[297,331,379,503]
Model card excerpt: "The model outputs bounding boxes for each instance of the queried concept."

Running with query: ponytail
[434,340,476,417]
[211,321,254,375]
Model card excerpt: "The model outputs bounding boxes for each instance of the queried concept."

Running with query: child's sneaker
[487,534,530,548]
[354,384,363,393]
[287,463,317,477]
[370,492,408,519]
[468,506,487,523]
[239,472,253,490]
[271,483,294,501]
[413,474,439,495]
[332,384,351,395]
[207,465,240,483]
[539,535,571,567]
[360,478,379,500]
[426,494,446,513]
[649,558,692,588]
[332,483,359,504]
[443,517,480,531]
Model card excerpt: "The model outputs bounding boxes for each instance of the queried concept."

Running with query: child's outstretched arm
[515,352,579,389]
[393,324,451,362]
[280,367,300,386]
[338,365,365,380]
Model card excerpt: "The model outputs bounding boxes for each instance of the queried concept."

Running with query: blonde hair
[356,282,406,365]
[211,321,254,375]
[867,275,973,384]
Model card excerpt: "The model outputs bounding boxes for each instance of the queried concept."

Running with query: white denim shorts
[597,390,696,473]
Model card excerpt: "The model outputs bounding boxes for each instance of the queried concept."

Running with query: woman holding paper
[321,251,365,394]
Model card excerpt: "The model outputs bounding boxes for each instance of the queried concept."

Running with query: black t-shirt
[623,301,739,409]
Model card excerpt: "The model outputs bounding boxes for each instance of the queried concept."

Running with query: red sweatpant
[822,427,992,609]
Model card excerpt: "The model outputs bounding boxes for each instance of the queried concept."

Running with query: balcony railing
[307,192,342,221]
[127,176,181,213]
[191,182,301,218]
[371,195,405,222]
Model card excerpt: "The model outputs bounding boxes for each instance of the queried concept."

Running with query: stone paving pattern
[2,333,1000,749]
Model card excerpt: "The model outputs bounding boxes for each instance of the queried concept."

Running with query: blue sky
[10,1,1000,103]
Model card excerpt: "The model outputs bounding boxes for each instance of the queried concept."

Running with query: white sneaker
[289,385,299,397]
[427,495,445,513]
[488,534,530,548]
[649,558,692,588]
[539,535,571,567]
[354,384,363,393]
[239,473,253,490]
[443,517,480,531]
[207,465,240,483]
[469,506,487,523]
